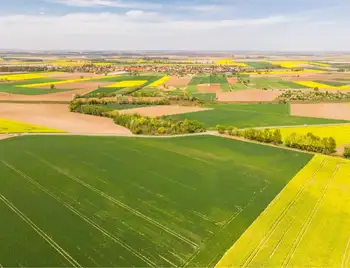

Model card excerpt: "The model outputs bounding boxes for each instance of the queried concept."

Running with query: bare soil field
[227,78,237,85]
[164,76,192,87]
[291,103,350,120]
[45,72,101,79]
[120,105,212,117]
[0,88,96,102]
[197,84,221,93]
[217,90,282,102]
[282,73,350,81]
[38,81,114,90]
[0,103,131,134]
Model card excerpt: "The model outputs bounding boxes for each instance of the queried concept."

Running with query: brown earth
[45,72,101,79]
[37,81,114,90]
[164,76,192,87]
[197,84,221,93]
[290,103,350,120]
[120,105,212,117]
[217,90,282,102]
[0,103,131,134]
[0,87,96,102]
[227,78,237,85]
[282,73,350,81]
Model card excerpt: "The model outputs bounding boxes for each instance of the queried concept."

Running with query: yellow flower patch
[215,59,247,67]
[0,118,65,133]
[104,80,148,88]
[0,74,46,81]
[243,69,325,75]
[147,76,171,87]
[17,75,120,88]
[277,124,350,146]
[295,81,350,90]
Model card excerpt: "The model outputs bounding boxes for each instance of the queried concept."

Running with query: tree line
[216,125,337,155]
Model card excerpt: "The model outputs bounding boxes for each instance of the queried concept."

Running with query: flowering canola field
[17,75,120,88]
[0,118,65,133]
[295,81,350,90]
[215,59,247,67]
[105,80,148,88]
[216,154,350,267]
[0,74,47,81]
[243,69,325,75]
[270,61,330,68]
[277,124,350,146]
[147,76,171,87]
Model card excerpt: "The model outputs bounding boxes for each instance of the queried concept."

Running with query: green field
[231,77,307,90]
[315,80,350,87]
[168,103,349,128]
[217,155,350,267]
[246,62,276,68]
[188,75,230,91]
[0,78,76,95]
[0,135,312,267]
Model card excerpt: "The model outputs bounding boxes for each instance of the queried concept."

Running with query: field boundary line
[184,181,270,267]
[341,236,350,268]
[282,163,340,267]
[240,156,328,267]
[25,151,199,249]
[1,160,157,267]
[0,193,81,268]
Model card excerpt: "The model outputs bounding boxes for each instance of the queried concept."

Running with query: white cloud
[47,0,161,9]
[0,12,349,51]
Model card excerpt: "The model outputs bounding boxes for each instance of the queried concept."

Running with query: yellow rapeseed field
[147,76,171,87]
[270,61,329,68]
[17,75,120,88]
[295,81,350,90]
[277,124,350,147]
[0,73,46,81]
[243,69,324,75]
[216,154,350,267]
[105,80,148,88]
[0,118,65,133]
[215,59,247,67]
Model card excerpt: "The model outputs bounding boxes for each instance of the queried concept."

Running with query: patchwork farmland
[168,104,349,129]
[1,53,350,268]
[217,155,350,267]
[0,135,312,267]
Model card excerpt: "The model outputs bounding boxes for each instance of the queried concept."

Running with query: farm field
[216,155,350,267]
[231,77,307,90]
[0,78,74,95]
[294,81,350,90]
[169,104,349,129]
[277,124,350,147]
[188,75,230,92]
[85,75,161,96]
[0,135,312,267]
[0,118,65,133]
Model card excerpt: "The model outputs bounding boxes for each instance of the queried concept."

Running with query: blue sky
[1,0,349,50]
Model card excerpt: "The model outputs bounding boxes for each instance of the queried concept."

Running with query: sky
[0,0,349,51]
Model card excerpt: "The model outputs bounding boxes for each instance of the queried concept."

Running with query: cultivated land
[169,104,349,129]
[0,135,312,267]
[216,155,350,267]
[0,118,65,134]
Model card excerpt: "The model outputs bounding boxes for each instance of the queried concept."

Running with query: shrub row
[277,90,350,102]
[344,146,350,158]
[114,114,206,135]
[70,97,170,110]
[284,132,336,155]
[217,125,337,155]
[71,103,206,135]
[216,125,283,145]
